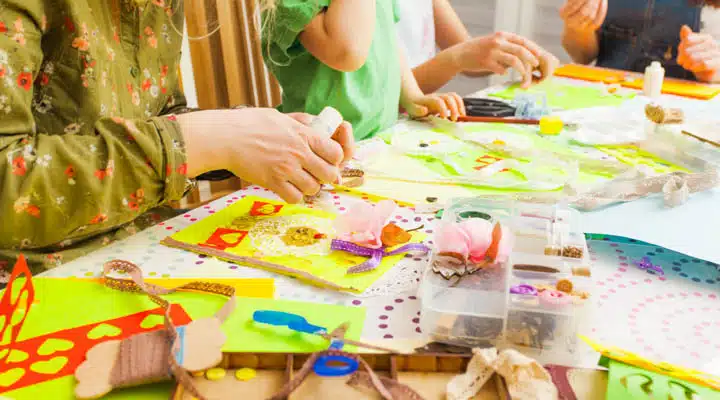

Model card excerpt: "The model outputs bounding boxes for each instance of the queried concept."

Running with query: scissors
[463,98,516,118]
[253,311,395,377]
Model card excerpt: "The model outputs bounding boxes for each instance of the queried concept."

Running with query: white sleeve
[394,0,437,68]
[700,7,720,41]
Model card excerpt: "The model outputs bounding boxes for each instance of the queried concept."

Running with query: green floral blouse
[0,0,192,273]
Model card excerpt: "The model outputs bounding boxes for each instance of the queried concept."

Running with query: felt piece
[0,256,34,360]
[0,306,191,394]
[622,77,720,100]
[553,64,720,100]
[3,285,365,400]
[553,64,628,83]
[582,336,720,391]
[606,360,720,400]
[489,79,635,110]
[162,196,425,293]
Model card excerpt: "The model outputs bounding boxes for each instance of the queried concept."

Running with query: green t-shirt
[262,0,401,141]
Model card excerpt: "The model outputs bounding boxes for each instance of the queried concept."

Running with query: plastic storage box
[419,198,592,364]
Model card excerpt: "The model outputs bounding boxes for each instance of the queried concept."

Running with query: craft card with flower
[163,196,427,293]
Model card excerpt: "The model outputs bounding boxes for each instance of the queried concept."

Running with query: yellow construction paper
[162,196,425,293]
[46,277,275,299]
[581,335,720,391]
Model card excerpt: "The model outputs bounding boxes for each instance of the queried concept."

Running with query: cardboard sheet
[162,196,425,293]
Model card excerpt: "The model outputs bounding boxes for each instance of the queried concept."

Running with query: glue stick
[643,61,664,99]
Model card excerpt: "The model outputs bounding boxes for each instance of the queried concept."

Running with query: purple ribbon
[331,239,430,274]
[510,284,538,296]
[633,257,664,276]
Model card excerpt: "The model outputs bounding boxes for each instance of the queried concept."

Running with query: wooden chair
[180,0,282,208]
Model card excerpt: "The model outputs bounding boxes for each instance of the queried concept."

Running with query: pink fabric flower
[334,200,396,249]
[435,223,471,260]
[458,219,493,264]
[436,219,510,264]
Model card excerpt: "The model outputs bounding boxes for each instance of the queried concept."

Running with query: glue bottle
[643,61,665,99]
[304,106,344,203]
[310,106,343,137]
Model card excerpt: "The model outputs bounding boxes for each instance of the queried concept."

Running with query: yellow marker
[205,368,227,381]
[235,368,257,381]
[539,116,563,135]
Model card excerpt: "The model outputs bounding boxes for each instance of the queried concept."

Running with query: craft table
[32,77,720,398]
[43,185,720,372]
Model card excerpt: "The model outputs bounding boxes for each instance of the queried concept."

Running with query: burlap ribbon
[101,260,236,400]
[571,169,719,211]
[446,348,557,400]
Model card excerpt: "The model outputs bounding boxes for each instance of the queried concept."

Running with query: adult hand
[559,0,607,32]
[454,32,559,88]
[179,108,352,203]
[678,25,720,83]
[403,92,466,121]
[286,112,355,164]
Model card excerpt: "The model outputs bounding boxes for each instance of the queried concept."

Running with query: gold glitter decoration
[281,226,323,247]
[231,215,259,230]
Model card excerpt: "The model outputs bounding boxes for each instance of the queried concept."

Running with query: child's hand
[404,93,466,121]
[678,25,720,83]
[454,32,559,88]
[559,0,607,32]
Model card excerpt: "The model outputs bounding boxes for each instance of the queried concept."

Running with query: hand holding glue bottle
[302,107,349,202]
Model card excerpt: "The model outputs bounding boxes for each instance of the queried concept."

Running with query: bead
[556,279,573,293]
[235,368,257,381]
[205,368,226,381]
[562,246,584,259]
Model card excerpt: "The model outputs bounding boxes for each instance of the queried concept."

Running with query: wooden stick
[457,116,540,125]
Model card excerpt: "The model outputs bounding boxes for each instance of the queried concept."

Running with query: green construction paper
[489,79,635,110]
[2,278,366,399]
[606,360,720,400]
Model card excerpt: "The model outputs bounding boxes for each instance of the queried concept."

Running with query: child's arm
[398,46,465,121]
[412,0,558,93]
[299,0,376,72]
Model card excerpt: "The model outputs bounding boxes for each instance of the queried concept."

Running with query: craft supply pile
[2,64,720,399]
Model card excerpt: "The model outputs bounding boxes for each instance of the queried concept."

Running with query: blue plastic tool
[252,310,359,377]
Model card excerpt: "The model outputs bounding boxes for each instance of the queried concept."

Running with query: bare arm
[433,0,470,49]
[299,0,376,72]
[411,0,490,93]
[561,26,600,64]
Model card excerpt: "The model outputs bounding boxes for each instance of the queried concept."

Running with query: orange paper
[554,64,627,82]
[554,64,720,100]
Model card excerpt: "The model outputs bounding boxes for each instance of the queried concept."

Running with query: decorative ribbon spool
[645,103,684,124]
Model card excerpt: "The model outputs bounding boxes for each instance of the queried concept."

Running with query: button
[235,368,257,381]
[205,368,226,381]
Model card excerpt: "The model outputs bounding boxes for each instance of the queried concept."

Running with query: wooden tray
[171,352,608,400]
